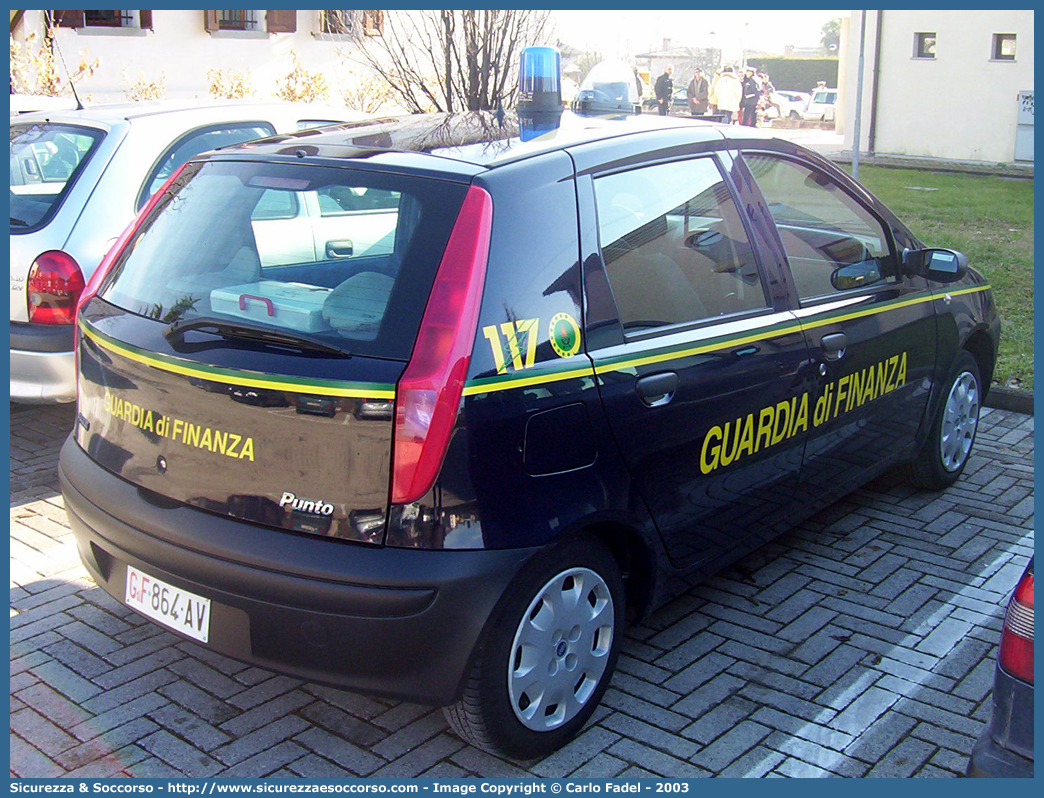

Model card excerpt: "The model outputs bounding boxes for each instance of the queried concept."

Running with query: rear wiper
[163,317,352,357]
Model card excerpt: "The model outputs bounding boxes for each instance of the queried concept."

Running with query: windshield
[10,122,105,232]
[97,159,469,361]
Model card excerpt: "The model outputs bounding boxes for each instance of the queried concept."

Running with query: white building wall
[842,10,1034,163]
[14,10,373,106]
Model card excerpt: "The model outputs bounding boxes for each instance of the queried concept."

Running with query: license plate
[125,566,211,643]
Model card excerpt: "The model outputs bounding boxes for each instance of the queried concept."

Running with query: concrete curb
[985,386,1034,415]
[826,151,1034,179]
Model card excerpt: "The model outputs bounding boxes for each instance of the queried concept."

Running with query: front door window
[743,154,897,300]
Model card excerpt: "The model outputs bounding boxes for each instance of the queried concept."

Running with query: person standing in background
[740,67,760,127]
[708,68,721,114]
[654,64,674,116]
[714,66,741,123]
[687,68,709,116]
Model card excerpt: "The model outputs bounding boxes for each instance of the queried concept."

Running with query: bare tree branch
[353,10,552,114]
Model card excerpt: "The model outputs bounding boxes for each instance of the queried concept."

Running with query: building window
[203,10,297,34]
[992,33,1016,61]
[316,10,384,37]
[319,10,353,35]
[216,10,260,31]
[914,32,936,59]
[84,10,134,27]
[50,10,153,30]
[361,10,384,36]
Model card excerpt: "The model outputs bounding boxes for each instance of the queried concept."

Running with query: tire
[443,535,624,759]
[789,110,801,120]
[909,350,982,490]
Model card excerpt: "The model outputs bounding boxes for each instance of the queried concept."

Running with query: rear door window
[10,123,105,232]
[136,122,276,209]
[99,160,468,360]
[593,156,768,334]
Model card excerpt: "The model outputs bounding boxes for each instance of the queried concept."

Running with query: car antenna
[46,12,85,110]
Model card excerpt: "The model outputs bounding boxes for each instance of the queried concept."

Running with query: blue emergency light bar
[518,46,563,141]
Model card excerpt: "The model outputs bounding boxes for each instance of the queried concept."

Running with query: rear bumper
[10,322,76,402]
[967,666,1034,778]
[967,729,1034,778]
[10,348,76,402]
[59,436,536,705]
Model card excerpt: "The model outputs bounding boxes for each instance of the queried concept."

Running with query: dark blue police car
[60,104,999,758]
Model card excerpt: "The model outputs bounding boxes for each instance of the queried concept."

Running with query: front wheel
[443,536,624,759]
[909,350,982,490]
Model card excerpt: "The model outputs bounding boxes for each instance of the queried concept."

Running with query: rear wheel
[789,110,801,120]
[444,535,624,759]
[910,350,981,490]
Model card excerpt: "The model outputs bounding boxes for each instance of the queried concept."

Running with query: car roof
[216,110,773,170]
[10,99,368,126]
[9,93,80,114]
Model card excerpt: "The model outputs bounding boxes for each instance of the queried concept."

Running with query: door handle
[821,332,847,361]
[635,372,678,407]
[325,239,354,258]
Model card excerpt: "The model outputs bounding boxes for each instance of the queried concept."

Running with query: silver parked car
[10,100,369,402]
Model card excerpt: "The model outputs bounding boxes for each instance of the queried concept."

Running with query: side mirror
[903,247,968,282]
[830,260,883,291]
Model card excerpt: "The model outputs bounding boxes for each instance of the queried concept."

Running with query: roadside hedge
[745,57,838,92]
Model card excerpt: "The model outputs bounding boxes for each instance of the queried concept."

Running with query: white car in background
[801,88,838,122]
[10,100,369,402]
[766,90,811,120]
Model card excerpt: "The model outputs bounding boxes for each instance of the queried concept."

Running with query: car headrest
[321,271,394,341]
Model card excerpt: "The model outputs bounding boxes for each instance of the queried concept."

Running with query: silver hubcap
[940,370,979,472]
[508,567,614,732]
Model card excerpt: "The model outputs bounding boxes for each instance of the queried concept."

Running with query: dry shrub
[208,68,254,99]
[339,58,394,113]
[125,71,167,101]
[275,51,330,103]
[10,30,99,97]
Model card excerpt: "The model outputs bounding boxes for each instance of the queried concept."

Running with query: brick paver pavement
[10,401,1033,778]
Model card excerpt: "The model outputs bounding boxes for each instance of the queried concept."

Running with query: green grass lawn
[850,166,1034,390]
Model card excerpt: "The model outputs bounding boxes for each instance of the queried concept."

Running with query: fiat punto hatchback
[60,110,999,758]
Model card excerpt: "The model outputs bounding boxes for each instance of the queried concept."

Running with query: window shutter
[139,10,153,30]
[362,10,384,36]
[204,10,219,32]
[266,10,297,33]
[51,10,86,28]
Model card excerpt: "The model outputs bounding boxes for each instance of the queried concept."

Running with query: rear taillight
[391,185,493,505]
[999,565,1034,684]
[27,251,85,325]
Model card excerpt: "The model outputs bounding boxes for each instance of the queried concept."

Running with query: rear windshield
[10,122,105,233]
[97,160,469,360]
